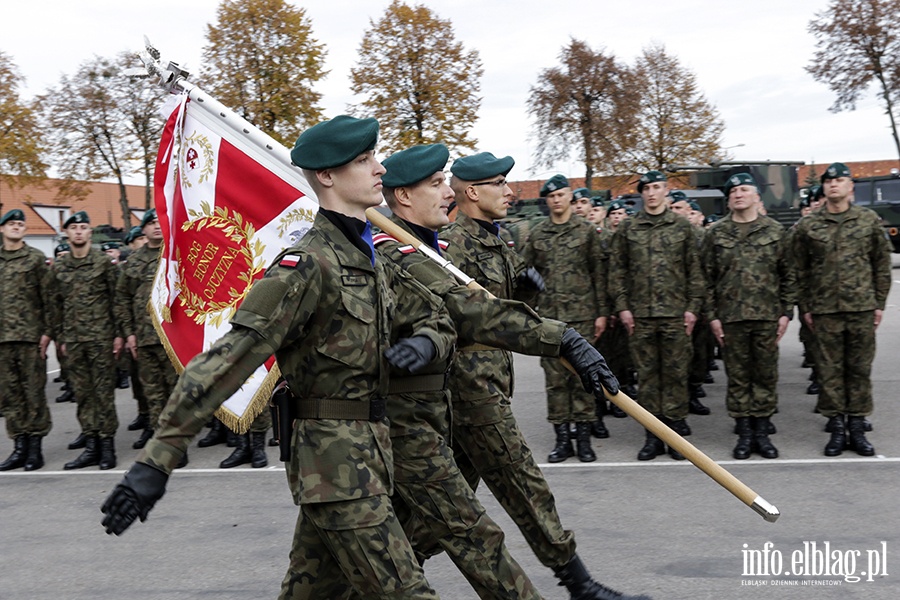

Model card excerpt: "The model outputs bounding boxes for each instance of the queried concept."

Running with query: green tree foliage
[527,39,634,189]
[350,0,483,155]
[624,43,725,173]
[806,0,900,160]
[0,50,47,195]
[40,56,143,228]
[200,0,327,146]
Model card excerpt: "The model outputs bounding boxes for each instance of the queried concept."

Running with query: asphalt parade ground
[2,263,900,599]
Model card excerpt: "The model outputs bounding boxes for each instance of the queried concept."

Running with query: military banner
[151,92,317,432]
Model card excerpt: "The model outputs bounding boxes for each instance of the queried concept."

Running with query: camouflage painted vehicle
[848,172,900,253]
[498,198,548,249]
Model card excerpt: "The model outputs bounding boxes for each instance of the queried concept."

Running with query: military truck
[846,172,900,253]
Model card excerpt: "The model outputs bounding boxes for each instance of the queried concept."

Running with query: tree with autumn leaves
[0,51,47,209]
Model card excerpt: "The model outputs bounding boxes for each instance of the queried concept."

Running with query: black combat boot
[99,437,117,470]
[176,450,189,469]
[24,435,44,471]
[226,429,240,448]
[823,416,846,457]
[688,385,710,415]
[198,418,228,447]
[553,554,654,600]
[575,423,596,462]
[65,436,100,470]
[847,416,875,456]
[667,418,691,437]
[132,428,154,450]
[68,432,87,450]
[115,369,130,389]
[250,432,268,468]
[754,417,778,459]
[220,433,252,468]
[0,436,28,471]
[591,418,609,439]
[548,423,574,463]
[637,430,664,461]
[127,413,149,431]
[732,417,754,460]
[55,388,75,403]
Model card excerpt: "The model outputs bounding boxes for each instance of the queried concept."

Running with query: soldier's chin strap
[366,207,781,524]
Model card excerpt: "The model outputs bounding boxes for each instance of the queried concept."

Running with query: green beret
[63,211,90,228]
[0,209,25,226]
[140,208,158,229]
[688,201,702,212]
[807,184,824,202]
[607,200,627,212]
[540,174,570,197]
[54,242,70,256]
[291,115,379,170]
[590,196,606,208]
[704,214,721,225]
[381,144,449,188]
[724,172,759,196]
[451,152,514,181]
[124,226,145,244]
[668,190,688,202]
[799,196,811,209]
[637,170,667,192]
[625,207,637,216]
[101,241,120,252]
[821,162,851,181]
[572,188,591,201]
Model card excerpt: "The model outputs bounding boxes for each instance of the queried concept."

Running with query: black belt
[293,397,386,421]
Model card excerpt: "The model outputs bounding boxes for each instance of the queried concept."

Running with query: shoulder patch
[438,239,449,250]
[372,232,399,246]
[507,240,516,248]
[279,255,301,268]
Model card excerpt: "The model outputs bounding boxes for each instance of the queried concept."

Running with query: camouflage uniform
[442,211,579,571]
[596,229,633,394]
[688,227,712,391]
[521,215,607,424]
[114,244,178,431]
[608,209,705,422]
[368,214,564,599]
[702,215,795,417]
[50,248,120,440]
[792,204,892,418]
[0,244,53,441]
[138,213,455,599]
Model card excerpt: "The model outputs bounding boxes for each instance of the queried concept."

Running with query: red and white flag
[151,92,318,432]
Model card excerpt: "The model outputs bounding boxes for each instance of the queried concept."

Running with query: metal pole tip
[751,496,780,523]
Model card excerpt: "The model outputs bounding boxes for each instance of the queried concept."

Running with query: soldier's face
[331,151,387,208]
[104,248,121,260]
[469,176,512,221]
[642,182,668,213]
[690,210,705,227]
[824,176,853,203]
[546,188,573,218]
[407,171,453,230]
[608,208,626,228]
[129,237,147,250]
[66,223,92,247]
[143,218,163,244]
[588,206,606,225]
[670,200,691,217]
[571,196,591,217]
[0,220,26,242]
[728,184,760,212]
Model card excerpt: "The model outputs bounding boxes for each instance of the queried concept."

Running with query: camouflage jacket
[608,208,705,318]
[0,244,52,343]
[114,244,162,347]
[49,248,120,343]
[139,213,456,505]
[520,214,607,321]
[442,211,566,403]
[792,204,892,315]
[701,214,796,323]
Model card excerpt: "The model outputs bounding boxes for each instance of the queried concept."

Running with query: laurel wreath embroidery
[177,131,215,189]
[175,201,266,327]
[277,208,316,237]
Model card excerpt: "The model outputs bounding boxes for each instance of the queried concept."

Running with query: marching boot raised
[553,554,654,600]
[219,432,252,468]
[548,423,574,463]
[24,435,44,471]
[753,416,778,459]
[0,435,28,471]
[847,416,875,456]
[823,415,846,457]
[250,431,268,468]
[575,422,596,462]
[65,436,100,470]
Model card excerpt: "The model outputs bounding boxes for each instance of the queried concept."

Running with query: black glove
[558,327,619,396]
[101,462,169,535]
[384,336,436,374]
[517,267,545,292]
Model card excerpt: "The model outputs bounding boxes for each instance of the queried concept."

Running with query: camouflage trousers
[598,320,632,384]
[813,311,876,417]
[125,353,149,416]
[541,320,596,423]
[278,494,439,600]
[721,321,779,418]
[689,317,711,387]
[0,342,51,439]
[137,344,178,428]
[449,395,576,570]
[67,341,118,438]
[799,317,820,371]
[630,317,691,420]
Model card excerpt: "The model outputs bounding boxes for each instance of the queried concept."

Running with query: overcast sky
[3,0,898,184]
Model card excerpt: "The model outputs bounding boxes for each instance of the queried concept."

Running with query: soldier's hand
[113,337,124,359]
[802,312,814,331]
[126,335,138,360]
[559,328,619,396]
[710,319,725,347]
[385,336,436,374]
[101,462,168,536]
[618,310,635,336]
[593,316,606,341]
[39,335,51,360]
[516,267,545,292]
[684,311,697,336]
[776,316,790,343]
